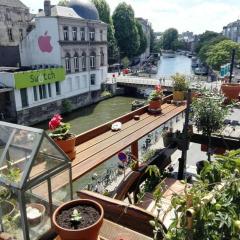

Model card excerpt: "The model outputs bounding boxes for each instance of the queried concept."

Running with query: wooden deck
[34,100,186,197]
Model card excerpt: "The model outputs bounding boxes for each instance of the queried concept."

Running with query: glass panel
[0,186,23,240]
[52,169,72,206]
[28,136,67,181]
[20,88,28,107]
[0,128,40,185]
[25,181,51,240]
[0,125,13,157]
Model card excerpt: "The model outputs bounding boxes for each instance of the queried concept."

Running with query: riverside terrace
[0,92,240,240]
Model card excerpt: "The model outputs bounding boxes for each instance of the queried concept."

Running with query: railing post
[131,141,139,170]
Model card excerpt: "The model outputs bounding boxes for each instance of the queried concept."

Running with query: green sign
[14,68,65,89]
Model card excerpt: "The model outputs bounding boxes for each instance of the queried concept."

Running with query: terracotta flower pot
[221,83,240,100]
[149,100,161,110]
[55,136,76,160]
[173,91,185,101]
[53,199,104,240]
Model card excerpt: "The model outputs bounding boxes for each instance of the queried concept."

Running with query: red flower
[49,114,62,130]
[155,84,162,92]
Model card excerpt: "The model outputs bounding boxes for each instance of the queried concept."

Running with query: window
[48,84,52,97]
[100,30,103,41]
[8,28,13,41]
[19,29,23,40]
[80,27,85,41]
[82,52,86,71]
[20,88,28,107]
[90,51,96,69]
[63,26,69,40]
[39,85,47,100]
[33,86,38,101]
[55,82,61,95]
[100,50,104,66]
[73,53,79,72]
[89,28,95,41]
[90,74,96,85]
[72,27,77,41]
[65,53,71,73]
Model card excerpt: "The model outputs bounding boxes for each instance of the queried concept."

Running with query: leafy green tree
[92,0,119,64]
[122,57,130,68]
[112,2,140,58]
[136,21,147,55]
[58,0,69,6]
[161,28,178,50]
[150,26,156,53]
[195,31,220,53]
[206,40,240,70]
[198,35,227,63]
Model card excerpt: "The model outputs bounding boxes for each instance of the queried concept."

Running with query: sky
[21,0,240,34]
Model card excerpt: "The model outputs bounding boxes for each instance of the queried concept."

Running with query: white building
[223,20,240,43]
[0,0,108,125]
[136,18,151,62]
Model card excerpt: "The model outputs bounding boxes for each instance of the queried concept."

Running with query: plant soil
[56,205,100,230]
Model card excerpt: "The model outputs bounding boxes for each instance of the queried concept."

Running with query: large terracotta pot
[173,91,185,101]
[53,199,104,240]
[55,136,76,160]
[221,83,240,100]
[149,99,161,111]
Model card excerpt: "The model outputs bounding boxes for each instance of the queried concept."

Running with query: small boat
[131,100,145,111]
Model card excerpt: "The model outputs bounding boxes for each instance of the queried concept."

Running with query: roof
[37,5,82,19]
[69,0,99,21]
[0,0,27,9]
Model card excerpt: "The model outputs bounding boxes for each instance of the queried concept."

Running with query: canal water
[157,55,192,77]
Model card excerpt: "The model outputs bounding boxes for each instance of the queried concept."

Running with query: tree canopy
[112,2,140,58]
[195,31,220,53]
[58,0,69,6]
[92,0,119,64]
[161,28,178,50]
[206,40,240,70]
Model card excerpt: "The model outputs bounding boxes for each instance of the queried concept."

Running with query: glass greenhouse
[0,121,73,240]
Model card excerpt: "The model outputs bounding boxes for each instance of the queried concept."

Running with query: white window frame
[90,55,95,69]
[80,28,85,40]
[89,29,95,41]
[72,27,77,41]
[74,56,79,71]
[65,57,71,72]
[90,74,96,85]
[82,54,86,71]
[63,26,69,41]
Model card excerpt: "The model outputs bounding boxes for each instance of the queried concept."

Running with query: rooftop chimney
[38,9,43,13]
[44,0,51,17]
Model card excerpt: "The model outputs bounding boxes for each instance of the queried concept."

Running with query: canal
[157,55,192,77]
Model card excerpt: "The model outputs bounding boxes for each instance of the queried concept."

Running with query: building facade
[0,0,108,125]
[136,18,151,62]
[0,0,34,66]
[223,20,240,43]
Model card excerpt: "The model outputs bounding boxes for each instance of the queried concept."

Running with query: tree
[161,28,178,50]
[92,0,119,64]
[150,26,156,53]
[206,40,240,70]
[112,2,140,58]
[195,31,220,53]
[136,21,147,56]
[58,0,69,6]
[198,35,227,63]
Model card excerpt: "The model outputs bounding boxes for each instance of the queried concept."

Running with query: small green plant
[71,209,82,222]
[148,85,164,102]
[122,57,130,68]
[101,90,112,98]
[171,73,189,91]
[62,99,73,113]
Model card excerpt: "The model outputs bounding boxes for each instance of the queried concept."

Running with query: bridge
[107,75,221,91]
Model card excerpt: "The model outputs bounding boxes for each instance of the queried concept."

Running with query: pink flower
[155,84,162,92]
[49,114,62,130]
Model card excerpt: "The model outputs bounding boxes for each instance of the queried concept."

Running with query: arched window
[100,50,104,66]
[65,53,71,73]
[82,52,86,71]
[90,51,96,69]
[73,52,79,72]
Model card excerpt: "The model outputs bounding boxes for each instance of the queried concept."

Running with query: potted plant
[49,114,76,160]
[171,73,188,101]
[191,91,230,162]
[52,199,104,240]
[148,85,163,113]
[162,128,174,147]
[221,82,240,101]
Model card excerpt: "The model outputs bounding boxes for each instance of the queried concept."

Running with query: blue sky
[22,0,240,34]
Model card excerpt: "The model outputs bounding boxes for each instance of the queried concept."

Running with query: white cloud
[22,0,240,34]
